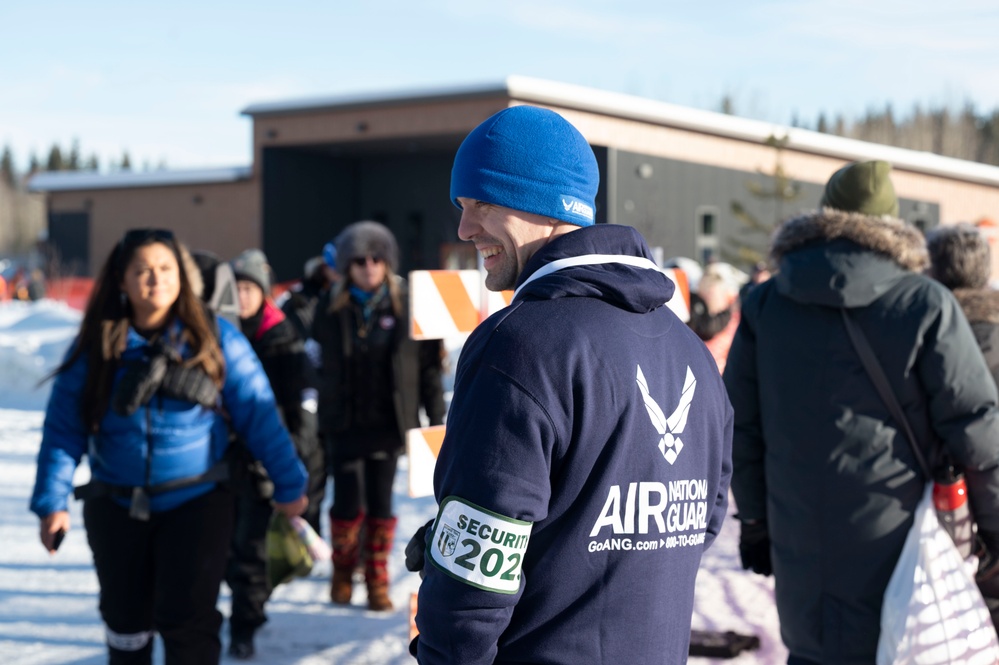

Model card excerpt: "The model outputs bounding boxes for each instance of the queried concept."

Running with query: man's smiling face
[456,198,569,292]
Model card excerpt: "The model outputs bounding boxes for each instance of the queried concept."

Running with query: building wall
[536,104,999,225]
[250,98,509,173]
[609,150,938,268]
[47,179,259,274]
[251,96,999,227]
[40,93,999,280]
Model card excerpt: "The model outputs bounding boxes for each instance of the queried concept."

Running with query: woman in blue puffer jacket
[30,228,308,665]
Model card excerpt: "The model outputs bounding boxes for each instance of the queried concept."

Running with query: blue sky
[2,0,998,171]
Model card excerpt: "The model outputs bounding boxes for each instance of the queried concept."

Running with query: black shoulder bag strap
[839,308,932,481]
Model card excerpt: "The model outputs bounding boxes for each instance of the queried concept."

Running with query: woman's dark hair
[51,229,226,432]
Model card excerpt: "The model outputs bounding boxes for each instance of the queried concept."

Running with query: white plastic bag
[877,484,999,664]
[289,515,332,562]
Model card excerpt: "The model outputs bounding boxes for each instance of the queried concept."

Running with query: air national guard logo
[636,365,697,464]
[438,524,459,557]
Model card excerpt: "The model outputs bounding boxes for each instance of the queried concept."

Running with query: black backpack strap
[839,308,932,480]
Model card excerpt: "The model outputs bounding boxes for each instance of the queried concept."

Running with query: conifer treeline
[810,103,999,166]
[0,140,147,186]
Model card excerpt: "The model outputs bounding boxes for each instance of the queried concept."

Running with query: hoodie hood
[513,224,675,314]
[770,208,929,308]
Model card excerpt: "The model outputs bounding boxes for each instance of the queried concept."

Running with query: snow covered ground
[0,300,788,664]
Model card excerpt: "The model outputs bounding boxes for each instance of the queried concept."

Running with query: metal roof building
[30,76,999,278]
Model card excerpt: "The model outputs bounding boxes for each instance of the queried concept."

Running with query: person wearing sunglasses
[29,228,308,665]
[311,220,445,611]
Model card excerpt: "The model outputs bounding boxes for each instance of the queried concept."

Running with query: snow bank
[0,301,81,411]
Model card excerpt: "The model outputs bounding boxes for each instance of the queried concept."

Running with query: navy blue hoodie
[415,225,733,664]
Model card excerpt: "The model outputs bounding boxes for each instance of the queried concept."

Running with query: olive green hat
[819,160,899,218]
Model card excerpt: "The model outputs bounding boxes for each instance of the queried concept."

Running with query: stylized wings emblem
[636,365,696,465]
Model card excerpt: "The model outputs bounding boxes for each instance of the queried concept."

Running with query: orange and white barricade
[409,270,512,340]
[406,425,446,498]
[661,267,691,323]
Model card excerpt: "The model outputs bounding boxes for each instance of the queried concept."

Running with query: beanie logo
[560,195,594,223]
[636,365,697,465]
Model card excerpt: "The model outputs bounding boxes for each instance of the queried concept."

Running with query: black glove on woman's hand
[739,520,772,576]
[405,519,434,577]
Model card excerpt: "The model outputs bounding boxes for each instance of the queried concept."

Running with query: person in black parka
[312,221,445,612]
[724,161,999,665]
[225,248,325,659]
[280,253,338,356]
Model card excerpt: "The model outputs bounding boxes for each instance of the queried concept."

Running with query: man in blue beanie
[412,105,734,664]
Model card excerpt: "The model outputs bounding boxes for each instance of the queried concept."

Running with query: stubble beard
[484,254,518,292]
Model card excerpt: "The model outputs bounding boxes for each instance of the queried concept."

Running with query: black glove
[405,519,434,578]
[112,351,169,416]
[739,520,772,576]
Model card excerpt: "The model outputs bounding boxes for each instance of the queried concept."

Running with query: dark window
[701,212,716,236]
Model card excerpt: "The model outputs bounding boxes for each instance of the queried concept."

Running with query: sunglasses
[350,256,384,267]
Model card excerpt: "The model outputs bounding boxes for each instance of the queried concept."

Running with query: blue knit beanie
[450,106,599,226]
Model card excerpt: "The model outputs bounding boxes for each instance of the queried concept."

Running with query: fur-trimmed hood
[771,208,931,309]
[771,208,929,272]
[953,287,999,325]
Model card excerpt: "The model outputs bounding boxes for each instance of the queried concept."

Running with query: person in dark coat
[31,229,307,665]
[280,254,338,348]
[224,248,324,659]
[412,106,733,665]
[312,221,445,612]
[927,223,999,388]
[724,161,999,664]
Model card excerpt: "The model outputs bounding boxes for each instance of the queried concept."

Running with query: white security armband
[428,496,533,594]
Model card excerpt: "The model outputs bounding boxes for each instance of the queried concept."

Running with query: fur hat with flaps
[819,160,899,218]
[334,221,399,274]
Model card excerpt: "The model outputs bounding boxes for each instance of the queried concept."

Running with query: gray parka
[724,208,999,664]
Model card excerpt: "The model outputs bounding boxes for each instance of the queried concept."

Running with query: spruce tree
[726,135,802,269]
[67,139,81,171]
[0,145,15,186]
[46,144,65,171]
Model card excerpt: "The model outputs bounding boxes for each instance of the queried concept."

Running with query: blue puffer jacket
[30,316,307,516]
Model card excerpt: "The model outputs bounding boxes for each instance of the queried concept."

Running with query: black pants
[84,488,235,665]
[225,491,273,641]
[330,454,398,520]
